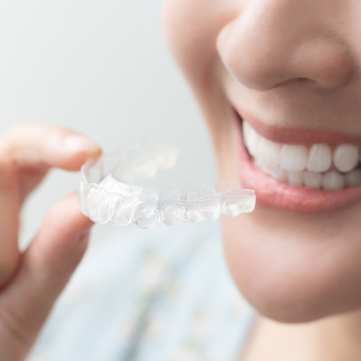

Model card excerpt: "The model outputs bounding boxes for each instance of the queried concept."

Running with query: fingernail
[64,134,99,152]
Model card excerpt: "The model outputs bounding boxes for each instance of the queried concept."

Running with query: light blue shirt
[27,221,255,361]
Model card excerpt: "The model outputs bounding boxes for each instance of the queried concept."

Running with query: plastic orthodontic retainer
[78,141,256,229]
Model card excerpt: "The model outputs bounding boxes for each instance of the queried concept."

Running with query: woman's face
[163,0,361,322]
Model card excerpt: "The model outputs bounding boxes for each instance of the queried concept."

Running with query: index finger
[0,122,102,171]
[0,122,101,287]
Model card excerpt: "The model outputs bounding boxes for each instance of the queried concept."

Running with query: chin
[222,203,361,323]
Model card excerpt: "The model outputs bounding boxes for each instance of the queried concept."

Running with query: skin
[3,1,361,360]
[0,123,101,360]
[161,0,361,360]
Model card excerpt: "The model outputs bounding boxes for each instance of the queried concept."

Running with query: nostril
[293,77,311,83]
[217,8,354,91]
[273,77,315,89]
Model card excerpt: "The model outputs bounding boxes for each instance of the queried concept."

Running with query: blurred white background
[0,0,217,246]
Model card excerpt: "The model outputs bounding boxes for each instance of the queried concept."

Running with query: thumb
[0,193,93,361]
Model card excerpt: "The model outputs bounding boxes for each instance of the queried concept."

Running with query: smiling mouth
[233,107,361,212]
[242,119,361,190]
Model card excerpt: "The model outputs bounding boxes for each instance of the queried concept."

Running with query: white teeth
[333,145,359,173]
[257,137,282,166]
[246,126,260,157]
[345,169,361,188]
[280,145,308,172]
[303,171,322,189]
[287,171,303,186]
[243,121,361,189]
[322,171,345,190]
[263,166,287,182]
[306,144,332,172]
[254,158,287,182]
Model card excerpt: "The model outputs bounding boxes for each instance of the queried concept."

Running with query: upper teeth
[242,121,361,189]
[333,144,359,172]
[280,144,308,172]
[307,144,332,172]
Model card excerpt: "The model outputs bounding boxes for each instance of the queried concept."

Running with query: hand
[0,122,101,361]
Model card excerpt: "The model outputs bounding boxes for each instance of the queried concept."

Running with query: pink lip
[234,109,361,213]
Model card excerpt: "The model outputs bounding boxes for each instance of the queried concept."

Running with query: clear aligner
[78,141,256,229]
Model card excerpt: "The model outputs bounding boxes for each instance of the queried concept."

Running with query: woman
[1,0,361,360]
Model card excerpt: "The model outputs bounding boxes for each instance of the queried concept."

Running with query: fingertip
[64,134,101,155]
[46,132,102,171]
[62,133,102,170]
[64,149,102,171]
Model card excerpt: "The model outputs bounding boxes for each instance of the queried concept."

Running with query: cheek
[162,0,235,84]
[162,0,240,165]
[222,203,361,323]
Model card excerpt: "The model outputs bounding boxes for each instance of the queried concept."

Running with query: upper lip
[233,105,361,147]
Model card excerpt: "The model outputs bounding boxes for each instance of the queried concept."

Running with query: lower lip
[237,118,361,213]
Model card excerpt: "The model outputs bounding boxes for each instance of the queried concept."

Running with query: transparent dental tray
[78,141,256,229]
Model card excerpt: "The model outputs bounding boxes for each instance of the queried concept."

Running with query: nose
[216,0,354,91]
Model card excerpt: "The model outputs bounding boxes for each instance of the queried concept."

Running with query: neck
[242,309,361,361]
[317,309,361,360]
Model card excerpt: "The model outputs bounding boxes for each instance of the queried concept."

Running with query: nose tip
[216,5,354,91]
